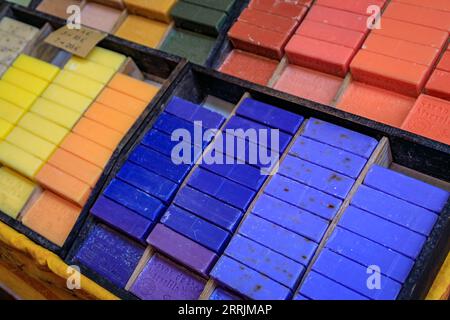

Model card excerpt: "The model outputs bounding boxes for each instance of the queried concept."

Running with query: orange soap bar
[36,164,91,207]
[108,73,158,102]
[350,50,430,96]
[60,133,112,168]
[306,5,368,33]
[48,148,103,188]
[85,102,136,134]
[315,0,386,15]
[286,35,355,77]
[22,191,81,247]
[72,117,123,151]
[337,81,415,127]
[437,52,450,72]
[402,94,450,145]
[425,70,450,101]
[394,0,450,12]
[97,87,148,118]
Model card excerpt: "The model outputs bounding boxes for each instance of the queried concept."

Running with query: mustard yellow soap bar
[0,167,35,219]
[18,113,69,145]
[0,17,39,41]
[2,67,49,96]
[64,57,116,84]
[86,47,126,71]
[6,127,57,161]
[53,70,104,99]
[42,84,92,113]
[0,98,26,123]
[124,0,176,23]
[0,141,44,178]
[115,15,169,48]
[0,80,37,109]
[13,55,60,82]
[30,98,81,129]
[0,118,13,139]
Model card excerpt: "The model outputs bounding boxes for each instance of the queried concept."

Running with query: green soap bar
[184,0,236,13]
[171,1,227,36]
[6,0,33,6]
[160,28,216,65]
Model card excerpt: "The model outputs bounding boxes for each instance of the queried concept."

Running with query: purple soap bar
[352,185,437,236]
[174,186,243,232]
[339,206,426,259]
[147,224,218,275]
[264,174,342,220]
[209,288,241,300]
[303,118,378,158]
[239,214,318,265]
[299,271,368,300]
[74,224,144,288]
[236,98,304,135]
[364,165,450,213]
[279,155,355,199]
[91,196,153,243]
[290,137,367,178]
[326,227,415,283]
[161,205,230,253]
[130,254,206,300]
[312,249,401,300]
[211,256,291,300]
[188,167,256,211]
[225,234,305,289]
[252,194,329,243]
[165,96,225,129]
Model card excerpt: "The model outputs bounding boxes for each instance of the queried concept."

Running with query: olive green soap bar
[185,0,236,13]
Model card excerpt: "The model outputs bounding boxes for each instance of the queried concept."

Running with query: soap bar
[0,44,22,66]
[30,98,81,129]
[154,112,211,142]
[103,179,165,221]
[18,112,68,144]
[6,127,56,161]
[53,70,104,99]
[42,84,92,113]
[211,256,291,300]
[0,99,26,123]
[130,254,205,300]
[0,64,6,77]
[174,186,243,232]
[13,55,60,82]
[306,5,368,33]
[86,47,126,71]
[64,57,115,84]
[97,88,148,118]
[22,191,81,246]
[89,0,125,10]
[0,141,44,178]
[395,0,450,12]
[74,224,144,288]
[425,70,450,101]
[252,194,329,243]
[0,17,39,41]
[326,227,415,283]
[91,196,153,243]
[0,118,13,139]
[316,0,386,15]
[186,0,236,12]
[2,67,49,96]
[37,0,83,20]
[0,167,35,219]
[339,206,426,259]
[248,0,308,20]
[264,174,342,220]
[60,133,112,168]
[115,15,169,48]
[238,7,298,34]
[80,3,122,33]
[147,224,218,275]
[83,103,135,134]
[72,117,122,151]
[239,214,318,265]
[209,288,240,300]
[124,0,177,22]
[312,249,401,300]
[108,73,158,102]
[365,165,449,213]
[226,234,305,289]
[0,80,37,109]
[437,51,450,72]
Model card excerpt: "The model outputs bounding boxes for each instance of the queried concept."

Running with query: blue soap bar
[154,112,213,143]
[103,179,165,221]
[74,224,144,288]
[161,205,230,253]
[236,98,304,135]
[252,194,329,243]
[188,167,256,211]
[279,155,355,199]
[117,161,179,204]
[209,288,241,300]
[239,214,318,265]
[352,185,437,236]
[293,294,310,300]
[211,256,292,300]
[303,118,378,158]
[364,165,450,213]
[290,137,367,178]
[91,196,153,243]
[129,145,191,183]
[312,249,401,300]
[225,234,305,289]
[264,174,342,220]
[299,271,368,300]
[339,206,426,259]
[174,186,243,232]
[326,227,415,283]
[165,96,225,129]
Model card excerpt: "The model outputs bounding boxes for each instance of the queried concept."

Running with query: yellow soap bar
[42,84,92,114]
[53,70,104,99]
[30,98,81,129]
[86,47,126,71]
[0,80,37,109]
[64,57,116,84]
[0,141,44,178]
[18,113,69,145]
[114,15,169,48]
[13,55,60,82]
[0,17,39,41]
[124,0,176,23]
[2,67,49,96]
[0,98,26,123]
[0,167,35,219]
[0,118,13,139]
[6,127,57,161]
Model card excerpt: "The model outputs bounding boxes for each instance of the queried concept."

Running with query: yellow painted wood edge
[426,252,450,300]
[0,221,119,300]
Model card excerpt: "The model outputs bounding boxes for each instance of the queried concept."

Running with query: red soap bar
[394,0,450,12]
[219,50,278,85]
[228,21,289,59]
[337,81,415,127]
[296,20,365,49]
[316,0,386,15]
[425,70,450,101]
[238,8,299,35]
[286,35,356,77]
[350,50,430,96]
[437,52,450,72]
[274,64,343,105]
[306,5,368,33]
[362,34,441,66]
[248,0,309,20]
[401,94,450,145]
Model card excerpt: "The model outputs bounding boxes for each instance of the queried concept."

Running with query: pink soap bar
[238,7,299,34]
[306,5,368,33]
